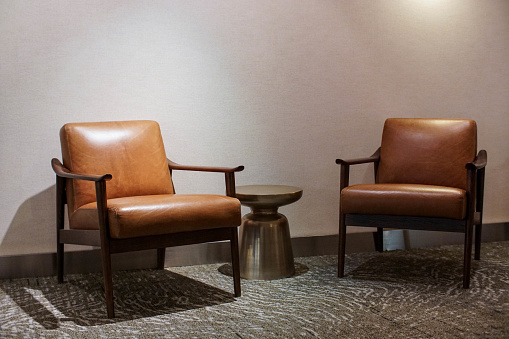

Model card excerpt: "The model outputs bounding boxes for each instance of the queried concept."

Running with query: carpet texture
[1,241,508,338]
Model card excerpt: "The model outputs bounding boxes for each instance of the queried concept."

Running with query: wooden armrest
[336,148,380,190]
[466,150,487,171]
[167,158,243,198]
[167,159,244,173]
[51,158,112,182]
[336,147,381,166]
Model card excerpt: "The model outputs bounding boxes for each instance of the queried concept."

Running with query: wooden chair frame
[53,157,243,318]
[336,147,487,288]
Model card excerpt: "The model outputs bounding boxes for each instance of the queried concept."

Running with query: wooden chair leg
[100,248,115,318]
[57,243,64,283]
[156,248,166,269]
[230,228,241,297]
[56,176,66,283]
[474,224,482,260]
[463,223,474,289]
[338,213,347,278]
[373,228,383,252]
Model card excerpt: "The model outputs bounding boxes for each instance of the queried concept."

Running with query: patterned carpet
[1,241,508,338]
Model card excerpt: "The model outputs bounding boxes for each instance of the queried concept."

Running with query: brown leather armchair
[52,120,243,318]
[336,118,487,288]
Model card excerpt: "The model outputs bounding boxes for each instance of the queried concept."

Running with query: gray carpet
[1,241,508,338]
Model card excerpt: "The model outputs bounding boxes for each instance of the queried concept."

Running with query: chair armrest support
[336,148,381,191]
[52,158,112,244]
[52,158,112,182]
[466,150,487,219]
[466,150,487,171]
[336,147,381,166]
[167,159,244,173]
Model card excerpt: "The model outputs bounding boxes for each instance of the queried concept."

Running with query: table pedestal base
[239,211,295,280]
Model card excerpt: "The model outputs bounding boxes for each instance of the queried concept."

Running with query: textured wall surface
[1,1,508,255]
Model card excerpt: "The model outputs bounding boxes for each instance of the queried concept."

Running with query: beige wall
[1,1,508,255]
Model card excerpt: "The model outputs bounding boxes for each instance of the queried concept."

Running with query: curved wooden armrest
[466,150,487,171]
[167,159,244,173]
[336,147,381,166]
[51,158,112,182]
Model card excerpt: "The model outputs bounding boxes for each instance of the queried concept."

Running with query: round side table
[236,185,303,280]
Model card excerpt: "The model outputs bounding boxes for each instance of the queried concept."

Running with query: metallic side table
[236,185,303,280]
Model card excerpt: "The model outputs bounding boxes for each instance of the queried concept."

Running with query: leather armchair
[336,118,487,288]
[52,120,243,318]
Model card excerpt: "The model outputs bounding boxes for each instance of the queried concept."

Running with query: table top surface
[235,185,303,209]
[236,185,302,196]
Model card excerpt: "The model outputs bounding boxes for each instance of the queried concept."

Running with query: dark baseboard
[1,223,507,280]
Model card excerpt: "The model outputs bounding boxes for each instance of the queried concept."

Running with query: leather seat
[341,184,467,219]
[71,194,241,238]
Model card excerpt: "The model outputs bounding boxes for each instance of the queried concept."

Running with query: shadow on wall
[1,186,56,258]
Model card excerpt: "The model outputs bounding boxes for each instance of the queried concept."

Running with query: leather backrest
[60,120,175,214]
[377,118,477,190]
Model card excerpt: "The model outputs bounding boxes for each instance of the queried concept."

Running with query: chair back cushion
[377,118,476,190]
[60,120,175,215]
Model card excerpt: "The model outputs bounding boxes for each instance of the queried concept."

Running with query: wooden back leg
[230,228,241,297]
[56,176,66,284]
[157,248,166,270]
[338,213,347,278]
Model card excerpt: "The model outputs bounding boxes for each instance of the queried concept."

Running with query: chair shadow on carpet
[3,269,236,328]
[347,250,479,287]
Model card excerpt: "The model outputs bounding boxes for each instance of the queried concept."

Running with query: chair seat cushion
[70,194,241,239]
[341,184,467,219]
